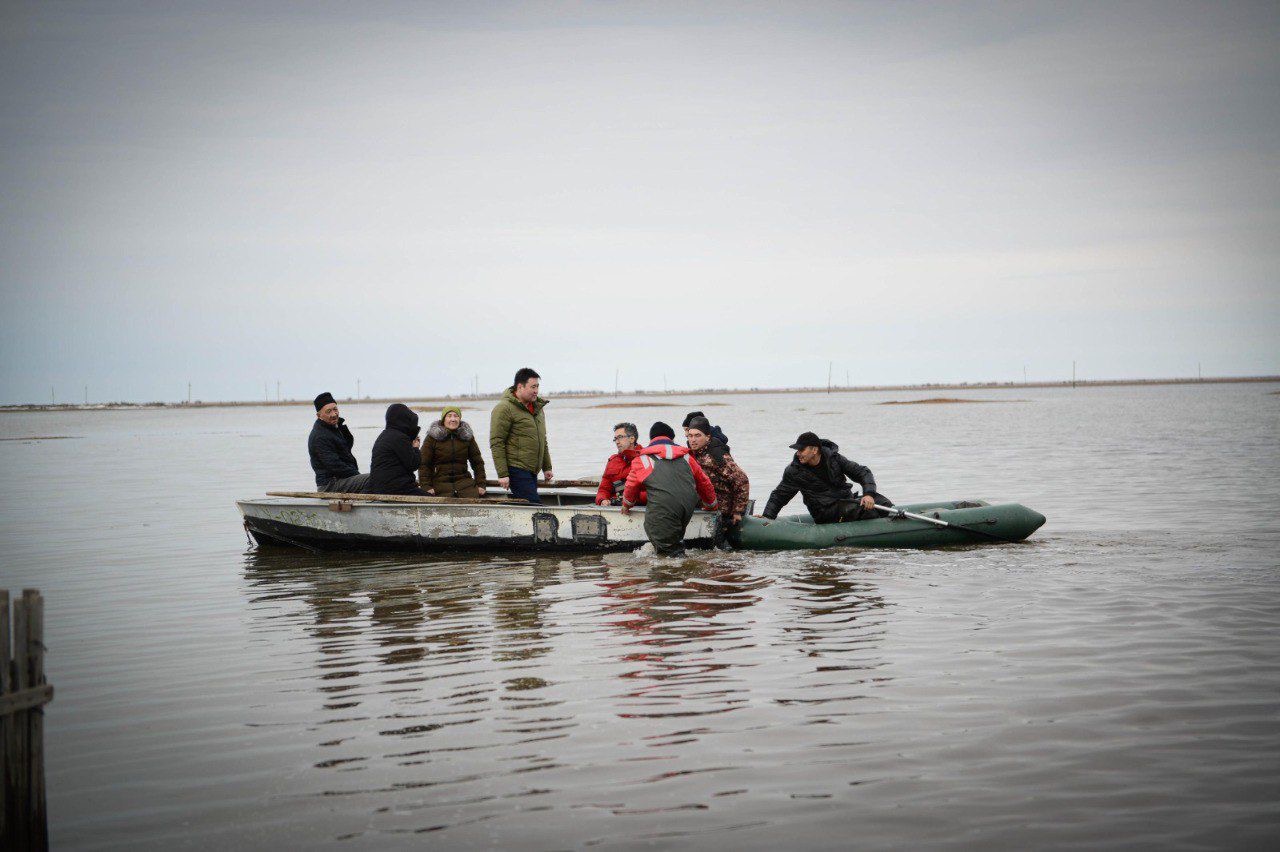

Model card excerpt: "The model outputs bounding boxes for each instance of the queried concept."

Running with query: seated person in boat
[419,406,487,499]
[620,422,717,557]
[682,410,730,450]
[367,403,428,496]
[685,415,750,548]
[308,391,370,493]
[595,421,642,505]
[760,431,893,524]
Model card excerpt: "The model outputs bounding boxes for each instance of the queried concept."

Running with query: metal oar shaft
[873,504,1014,543]
[873,504,949,528]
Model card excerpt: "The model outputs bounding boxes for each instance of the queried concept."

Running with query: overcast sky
[1,1,1277,404]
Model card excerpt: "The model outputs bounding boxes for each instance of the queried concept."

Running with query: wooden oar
[481,478,599,489]
[873,504,1017,544]
[267,491,529,505]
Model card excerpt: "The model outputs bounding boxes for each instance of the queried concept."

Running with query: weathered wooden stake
[1,589,51,851]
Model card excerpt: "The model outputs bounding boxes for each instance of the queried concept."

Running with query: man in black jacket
[367,403,428,496]
[760,432,893,523]
[309,392,370,493]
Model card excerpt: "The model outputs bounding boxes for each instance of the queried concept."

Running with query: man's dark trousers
[508,468,541,504]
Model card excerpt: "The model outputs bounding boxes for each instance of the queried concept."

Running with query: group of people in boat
[307,367,892,555]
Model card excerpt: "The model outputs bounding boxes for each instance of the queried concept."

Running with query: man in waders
[620,422,718,557]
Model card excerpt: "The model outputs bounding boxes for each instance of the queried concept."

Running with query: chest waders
[638,453,699,556]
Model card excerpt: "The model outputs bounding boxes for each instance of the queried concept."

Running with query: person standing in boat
[685,415,750,548]
[595,422,642,506]
[309,391,370,493]
[489,367,552,504]
[419,405,487,499]
[620,422,718,557]
[760,431,893,524]
[367,403,428,496]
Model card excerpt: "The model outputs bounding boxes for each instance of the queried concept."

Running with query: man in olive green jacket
[490,367,553,504]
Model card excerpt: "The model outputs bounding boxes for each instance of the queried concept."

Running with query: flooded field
[2,382,1278,848]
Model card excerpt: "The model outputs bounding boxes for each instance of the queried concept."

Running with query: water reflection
[238,548,898,841]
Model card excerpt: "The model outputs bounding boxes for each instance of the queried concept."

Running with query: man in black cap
[759,432,892,524]
[308,392,370,493]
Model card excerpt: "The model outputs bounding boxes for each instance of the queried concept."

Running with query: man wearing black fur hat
[760,432,893,524]
[308,392,370,493]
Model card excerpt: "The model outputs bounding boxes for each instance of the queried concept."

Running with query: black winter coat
[309,417,360,487]
[368,404,425,495]
[762,439,886,522]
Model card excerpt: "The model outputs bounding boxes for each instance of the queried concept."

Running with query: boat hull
[733,500,1046,550]
[237,497,721,553]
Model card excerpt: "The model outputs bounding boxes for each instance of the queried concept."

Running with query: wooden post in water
[1,589,52,851]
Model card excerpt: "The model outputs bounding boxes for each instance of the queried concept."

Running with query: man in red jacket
[621,422,718,556]
[595,422,642,505]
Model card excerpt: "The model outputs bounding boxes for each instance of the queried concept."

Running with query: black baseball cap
[789,431,821,450]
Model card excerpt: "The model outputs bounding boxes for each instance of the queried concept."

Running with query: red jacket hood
[640,439,689,459]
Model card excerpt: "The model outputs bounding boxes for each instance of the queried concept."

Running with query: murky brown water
[2,383,1278,848]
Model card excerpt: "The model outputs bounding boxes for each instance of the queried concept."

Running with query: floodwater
[1,383,1278,849]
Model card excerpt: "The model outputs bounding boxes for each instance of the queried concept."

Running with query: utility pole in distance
[276,380,280,402]
[357,378,361,400]
[1072,361,1076,389]
[187,382,192,404]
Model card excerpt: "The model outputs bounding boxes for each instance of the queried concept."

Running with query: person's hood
[701,435,730,462]
[427,419,473,442]
[502,387,548,411]
[710,424,730,447]
[640,438,689,459]
[384,403,420,438]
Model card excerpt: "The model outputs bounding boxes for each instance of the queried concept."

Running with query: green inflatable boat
[732,499,1046,550]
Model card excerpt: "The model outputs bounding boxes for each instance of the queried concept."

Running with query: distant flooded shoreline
[2,375,1277,413]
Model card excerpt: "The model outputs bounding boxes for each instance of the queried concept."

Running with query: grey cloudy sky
[1,1,1277,404]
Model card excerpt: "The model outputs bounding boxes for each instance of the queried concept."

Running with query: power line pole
[50,386,55,405]
[663,373,668,392]
[357,378,361,399]
[846,369,850,388]
[1023,364,1027,385]
[84,385,88,405]
[1072,361,1076,389]
[827,361,833,393]
[615,368,619,395]
[187,381,192,404]
[1198,362,1202,381]
[276,380,280,402]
